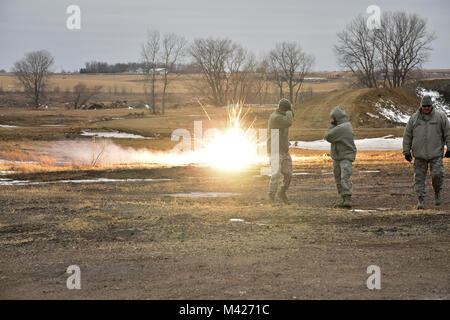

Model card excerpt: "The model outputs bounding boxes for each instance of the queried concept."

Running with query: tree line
[78,61,198,74]
[12,10,434,108]
[334,11,435,88]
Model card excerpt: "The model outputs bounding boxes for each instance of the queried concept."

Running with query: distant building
[137,67,166,75]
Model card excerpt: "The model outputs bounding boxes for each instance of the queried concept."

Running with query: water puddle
[0,178,172,186]
[0,171,16,175]
[81,131,154,139]
[229,218,266,226]
[257,172,333,177]
[162,192,240,198]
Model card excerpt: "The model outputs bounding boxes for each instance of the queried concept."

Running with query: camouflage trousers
[333,159,353,196]
[269,152,292,195]
[413,157,444,197]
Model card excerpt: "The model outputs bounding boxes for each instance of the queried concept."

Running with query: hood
[419,106,435,117]
[330,106,349,124]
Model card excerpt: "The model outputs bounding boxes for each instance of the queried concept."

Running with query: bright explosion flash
[200,127,260,170]
[46,105,269,170]
[189,104,266,170]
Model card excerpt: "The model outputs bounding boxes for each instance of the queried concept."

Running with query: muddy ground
[0,155,449,299]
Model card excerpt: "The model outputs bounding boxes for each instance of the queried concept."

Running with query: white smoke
[49,139,195,166]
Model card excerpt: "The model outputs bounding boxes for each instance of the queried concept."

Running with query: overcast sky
[0,0,449,72]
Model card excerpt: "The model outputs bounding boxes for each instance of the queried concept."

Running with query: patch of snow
[258,171,332,177]
[0,178,172,186]
[416,87,450,116]
[0,180,30,186]
[0,160,39,164]
[350,209,378,213]
[162,192,240,198]
[290,135,403,151]
[374,98,410,123]
[0,171,16,175]
[223,104,278,108]
[128,106,134,109]
[229,218,266,226]
[40,124,67,127]
[58,178,172,184]
[0,124,19,128]
[304,77,327,81]
[81,131,154,139]
[360,170,380,173]
[366,112,379,119]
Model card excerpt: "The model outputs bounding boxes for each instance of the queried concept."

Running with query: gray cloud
[0,0,448,71]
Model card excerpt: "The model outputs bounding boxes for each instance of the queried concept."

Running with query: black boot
[333,195,345,208]
[277,187,290,205]
[417,196,424,210]
[342,195,352,208]
[269,193,275,204]
[435,191,441,206]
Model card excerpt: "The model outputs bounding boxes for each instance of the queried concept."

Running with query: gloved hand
[405,154,412,162]
[445,150,450,158]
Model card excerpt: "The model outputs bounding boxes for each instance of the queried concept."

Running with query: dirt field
[0,85,448,299]
[0,150,449,299]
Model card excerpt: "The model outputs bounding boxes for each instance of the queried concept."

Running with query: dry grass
[0,72,350,96]
[294,87,420,129]
[0,157,449,299]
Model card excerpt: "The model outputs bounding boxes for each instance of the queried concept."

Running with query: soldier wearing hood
[403,95,450,209]
[267,98,294,204]
[324,106,357,208]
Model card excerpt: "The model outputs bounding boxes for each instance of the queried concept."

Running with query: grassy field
[0,101,408,172]
[0,72,351,96]
[0,75,448,300]
[0,152,449,299]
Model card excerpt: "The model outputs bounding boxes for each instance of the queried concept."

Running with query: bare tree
[13,50,54,108]
[141,30,161,113]
[335,11,436,88]
[71,82,103,109]
[226,44,256,103]
[268,53,284,100]
[161,33,187,114]
[253,58,271,105]
[269,42,314,103]
[334,15,379,88]
[189,38,234,106]
[374,12,436,88]
[189,38,258,106]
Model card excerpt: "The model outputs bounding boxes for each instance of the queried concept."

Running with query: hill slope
[293,88,420,128]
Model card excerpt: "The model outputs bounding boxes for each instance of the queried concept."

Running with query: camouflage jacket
[403,108,450,160]
[324,106,357,162]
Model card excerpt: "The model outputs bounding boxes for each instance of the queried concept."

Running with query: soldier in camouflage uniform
[403,95,450,209]
[268,98,294,204]
[324,106,357,208]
